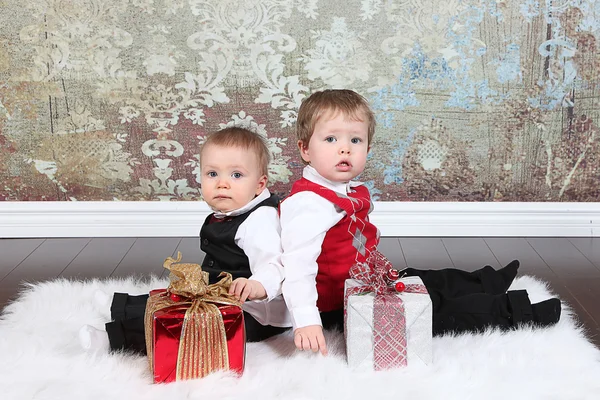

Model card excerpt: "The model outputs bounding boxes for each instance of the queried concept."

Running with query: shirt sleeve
[280,191,344,330]
[235,206,284,301]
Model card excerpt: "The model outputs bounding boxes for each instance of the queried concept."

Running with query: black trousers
[402,264,515,298]
[404,263,543,335]
[324,262,548,336]
[105,293,289,354]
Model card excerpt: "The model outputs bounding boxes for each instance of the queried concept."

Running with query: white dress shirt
[280,166,365,330]
[211,188,292,328]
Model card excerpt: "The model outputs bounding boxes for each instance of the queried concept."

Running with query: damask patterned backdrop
[1,0,599,202]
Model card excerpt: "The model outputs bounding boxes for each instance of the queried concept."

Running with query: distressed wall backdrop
[0,0,599,202]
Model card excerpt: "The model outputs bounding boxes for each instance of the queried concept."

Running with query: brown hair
[296,89,376,147]
[201,127,270,176]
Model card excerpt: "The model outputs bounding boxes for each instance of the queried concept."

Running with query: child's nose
[217,178,230,188]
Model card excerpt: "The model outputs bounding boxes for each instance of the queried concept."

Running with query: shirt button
[202,239,209,246]
[208,260,214,267]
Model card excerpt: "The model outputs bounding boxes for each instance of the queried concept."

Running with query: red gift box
[145,253,246,383]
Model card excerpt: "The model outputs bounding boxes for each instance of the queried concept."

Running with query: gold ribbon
[144,252,242,381]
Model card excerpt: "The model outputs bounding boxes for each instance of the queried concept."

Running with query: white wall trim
[1,201,599,238]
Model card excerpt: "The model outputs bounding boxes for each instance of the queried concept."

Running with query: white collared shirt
[210,188,291,327]
[280,166,364,329]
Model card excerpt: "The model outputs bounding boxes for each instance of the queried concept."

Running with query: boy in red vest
[280,89,561,356]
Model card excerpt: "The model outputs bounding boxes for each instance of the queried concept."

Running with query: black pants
[405,263,552,335]
[402,264,515,298]
[105,293,289,354]
[430,289,537,335]
[321,292,529,338]
[325,262,556,336]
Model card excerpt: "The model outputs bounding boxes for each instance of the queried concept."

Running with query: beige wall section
[1,1,599,201]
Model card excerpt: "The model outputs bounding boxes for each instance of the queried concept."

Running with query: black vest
[200,194,279,284]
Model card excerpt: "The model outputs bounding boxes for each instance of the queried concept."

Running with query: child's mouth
[336,161,351,171]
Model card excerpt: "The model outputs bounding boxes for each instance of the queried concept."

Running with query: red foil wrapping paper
[149,289,245,383]
[144,252,246,383]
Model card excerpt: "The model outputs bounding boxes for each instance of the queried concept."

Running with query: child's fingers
[310,334,322,353]
[294,332,312,351]
[228,280,238,295]
[234,281,246,299]
[302,335,312,351]
[294,333,303,350]
[239,284,252,303]
[245,284,257,301]
[317,333,328,356]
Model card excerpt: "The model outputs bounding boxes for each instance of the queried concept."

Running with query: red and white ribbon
[345,250,427,370]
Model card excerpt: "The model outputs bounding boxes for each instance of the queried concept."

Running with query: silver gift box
[344,276,433,371]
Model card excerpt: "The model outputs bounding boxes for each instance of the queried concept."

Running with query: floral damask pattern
[302,17,373,87]
[1,0,600,201]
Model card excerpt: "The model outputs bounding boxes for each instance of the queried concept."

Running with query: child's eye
[207,171,217,178]
[325,136,336,143]
[232,172,243,179]
[351,137,362,144]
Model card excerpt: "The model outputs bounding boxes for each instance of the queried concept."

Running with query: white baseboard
[1,201,599,238]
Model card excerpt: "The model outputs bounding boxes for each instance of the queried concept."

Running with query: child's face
[298,110,369,183]
[200,144,267,213]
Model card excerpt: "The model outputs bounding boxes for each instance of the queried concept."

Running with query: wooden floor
[1,237,599,348]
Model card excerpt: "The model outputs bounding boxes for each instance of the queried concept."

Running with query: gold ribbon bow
[144,252,242,381]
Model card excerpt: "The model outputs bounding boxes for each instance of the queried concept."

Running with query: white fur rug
[1,276,600,400]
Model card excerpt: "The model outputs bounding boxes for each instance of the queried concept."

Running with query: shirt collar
[212,188,271,219]
[302,165,363,196]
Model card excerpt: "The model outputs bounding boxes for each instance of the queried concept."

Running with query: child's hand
[229,278,267,303]
[294,325,327,356]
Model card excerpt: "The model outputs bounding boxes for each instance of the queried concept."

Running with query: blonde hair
[296,89,376,147]
[201,127,270,176]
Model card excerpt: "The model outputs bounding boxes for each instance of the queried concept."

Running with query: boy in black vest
[80,127,292,353]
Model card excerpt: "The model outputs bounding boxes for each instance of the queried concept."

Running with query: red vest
[288,178,380,312]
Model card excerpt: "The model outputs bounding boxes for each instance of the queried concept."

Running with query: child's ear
[298,140,310,163]
[255,174,268,195]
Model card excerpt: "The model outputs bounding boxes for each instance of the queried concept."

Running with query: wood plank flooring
[0,237,598,348]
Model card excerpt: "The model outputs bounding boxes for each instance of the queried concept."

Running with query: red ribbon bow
[348,250,391,295]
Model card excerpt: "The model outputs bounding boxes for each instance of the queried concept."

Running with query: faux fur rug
[1,276,600,400]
